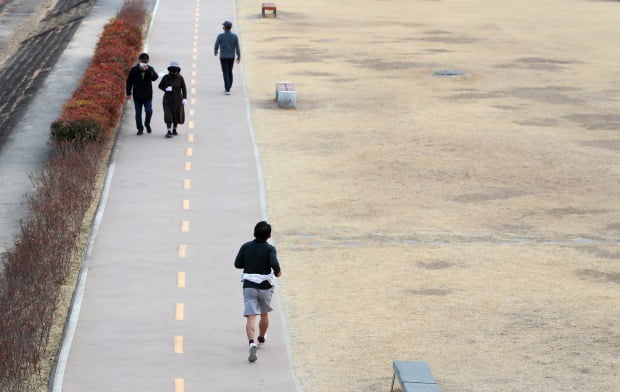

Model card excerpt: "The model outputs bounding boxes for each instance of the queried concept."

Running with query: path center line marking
[186,147,193,156]
[174,378,184,392]
[188,134,194,142]
[181,220,190,232]
[183,179,191,189]
[178,244,187,258]
[177,272,186,288]
[175,303,185,321]
[182,200,190,210]
[174,336,184,353]
[185,162,192,171]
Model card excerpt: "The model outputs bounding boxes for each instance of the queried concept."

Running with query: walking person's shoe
[224,90,230,95]
[165,131,173,138]
[257,336,266,349]
[137,129,144,135]
[248,343,258,362]
[172,129,178,136]
[145,124,152,133]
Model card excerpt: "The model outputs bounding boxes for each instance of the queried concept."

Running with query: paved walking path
[54,0,299,390]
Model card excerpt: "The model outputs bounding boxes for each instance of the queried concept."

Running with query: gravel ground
[235,0,620,391]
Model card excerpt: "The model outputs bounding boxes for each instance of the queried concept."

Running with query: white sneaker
[248,343,258,362]
[257,339,265,349]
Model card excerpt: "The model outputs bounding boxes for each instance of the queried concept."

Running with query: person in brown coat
[158,61,187,138]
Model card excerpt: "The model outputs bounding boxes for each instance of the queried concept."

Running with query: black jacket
[234,239,280,289]
[126,64,158,101]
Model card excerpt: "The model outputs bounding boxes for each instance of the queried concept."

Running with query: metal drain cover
[433,69,465,76]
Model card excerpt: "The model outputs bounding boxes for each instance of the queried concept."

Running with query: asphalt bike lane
[55,0,299,390]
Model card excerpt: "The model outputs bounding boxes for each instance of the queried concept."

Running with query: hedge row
[0,143,102,391]
[51,0,145,143]
[0,1,146,390]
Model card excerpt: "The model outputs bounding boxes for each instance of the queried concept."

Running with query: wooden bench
[275,81,296,108]
[262,2,277,17]
[391,361,441,392]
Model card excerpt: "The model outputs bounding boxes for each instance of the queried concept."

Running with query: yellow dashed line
[178,244,187,258]
[176,303,185,321]
[175,378,184,392]
[170,4,198,386]
[189,121,195,129]
[174,336,184,353]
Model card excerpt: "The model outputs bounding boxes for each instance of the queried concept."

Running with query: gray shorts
[243,287,274,316]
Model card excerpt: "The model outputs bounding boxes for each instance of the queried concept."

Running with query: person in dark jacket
[234,221,282,363]
[126,52,158,135]
[158,61,187,139]
[214,20,240,95]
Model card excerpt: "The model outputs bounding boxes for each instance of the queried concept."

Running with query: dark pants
[133,99,153,131]
[220,58,235,91]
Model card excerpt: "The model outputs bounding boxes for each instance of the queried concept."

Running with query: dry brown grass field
[236,0,619,391]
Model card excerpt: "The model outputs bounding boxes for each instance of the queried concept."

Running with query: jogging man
[234,221,281,362]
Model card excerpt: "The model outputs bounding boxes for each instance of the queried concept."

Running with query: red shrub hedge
[0,1,147,390]
[51,0,146,143]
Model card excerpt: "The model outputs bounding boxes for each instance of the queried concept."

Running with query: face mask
[140,62,148,69]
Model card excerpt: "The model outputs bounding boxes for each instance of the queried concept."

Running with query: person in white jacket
[234,221,282,362]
